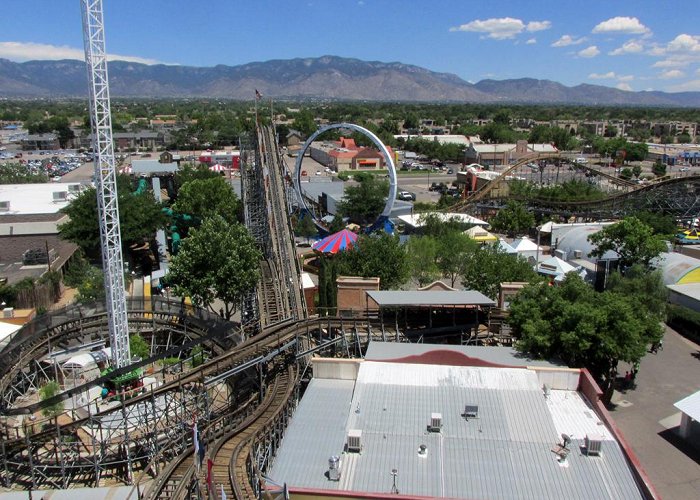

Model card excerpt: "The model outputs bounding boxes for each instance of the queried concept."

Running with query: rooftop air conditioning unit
[573,249,583,259]
[585,434,603,456]
[68,184,81,193]
[328,455,342,481]
[52,191,68,202]
[0,201,10,211]
[347,429,362,453]
[554,249,566,260]
[428,413,442,432]
[3,307,14,318]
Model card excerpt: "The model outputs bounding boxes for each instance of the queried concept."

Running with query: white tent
[63,348,111,370]
[494,238,517,254]
[537,256,580,281]
[398,212,489,229]
[510,236,544,262]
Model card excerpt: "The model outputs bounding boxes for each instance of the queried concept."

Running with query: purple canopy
[312,229,358,254]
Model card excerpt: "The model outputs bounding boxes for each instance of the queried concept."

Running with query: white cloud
[578,45,600,58]
[667,80,700,92]
[589,72,635,82]
[616,82,633,91]
[526,21,551,32]
[650,34,700,69]
[526,38,537,45]
[609,40,644,56]
[667,34,700,53]
[589,71,616,79]
[652,59,685,68]
[551,35,586,47]
[592,16,650,35]
[659,69,685,79]
[450,17,550,40]
[0,41,169,65]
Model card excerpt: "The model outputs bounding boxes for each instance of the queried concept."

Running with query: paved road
[611,327,700,499]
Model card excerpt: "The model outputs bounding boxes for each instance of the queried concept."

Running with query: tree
[174,163,220,190]
[59,176,169,258]
[337,174,389,225]
[75,265,105,303]
[407,236,441,287]
[460,243,539,299]
[634,211,677,237]
[588,217,666,269]
[490,201,535,237]
[652,160,667,177]
[619,167,633,180]
[130,333,150,359]
[173,176,241,225]
[39,381,64,420]
[632,165,642,179]
[294,214,317,243]
[335,233,409,290]
[167,216,262,319]
[436,231,477,287]
[508,273,663,402]
[291,110,317,136]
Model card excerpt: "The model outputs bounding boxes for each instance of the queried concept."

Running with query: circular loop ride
[293,123,397,227]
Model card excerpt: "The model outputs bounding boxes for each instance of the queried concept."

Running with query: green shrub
[666,304,700,343]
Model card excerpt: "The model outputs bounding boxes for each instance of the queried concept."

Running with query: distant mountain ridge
[0,56,698,106]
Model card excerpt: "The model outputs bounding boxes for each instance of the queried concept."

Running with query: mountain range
[1,55,699,107]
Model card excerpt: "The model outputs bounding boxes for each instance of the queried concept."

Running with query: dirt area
[50,287,78,310]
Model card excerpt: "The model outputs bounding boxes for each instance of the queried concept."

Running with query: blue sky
[1,0,699,93]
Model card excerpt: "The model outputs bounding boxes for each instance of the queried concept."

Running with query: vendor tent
[209,163,228,172]
[511,236,544,262]
[464,226,498,243]
[312,229,358,254]
[537,256,580,281]
[494,238,517,254]
[119,165,132,174]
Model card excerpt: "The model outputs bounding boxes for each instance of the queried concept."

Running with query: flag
[255,89,263,100]
[192,421,200,470]
[220,484,227,500]
[206,458,214,490]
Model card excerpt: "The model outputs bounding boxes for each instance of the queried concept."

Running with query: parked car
[446,168,454,174]
[680,167,691,172]
[397,191,416,201]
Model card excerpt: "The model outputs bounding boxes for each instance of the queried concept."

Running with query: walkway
[610,327,700,499]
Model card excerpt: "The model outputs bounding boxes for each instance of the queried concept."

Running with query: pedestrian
[219,307,225,318]
[624,371,632,388]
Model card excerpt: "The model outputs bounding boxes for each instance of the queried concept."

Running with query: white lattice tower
[81,0,131,368]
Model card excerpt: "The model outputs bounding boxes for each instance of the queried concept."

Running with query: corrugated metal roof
[270,378,355,490]
[674,389,700,421]
[271,362,643,499]
[364,342,565,368]
[367,290,496,307]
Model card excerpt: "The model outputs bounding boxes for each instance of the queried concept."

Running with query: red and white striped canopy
[209,163,228,172]
[119,165,132,174]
